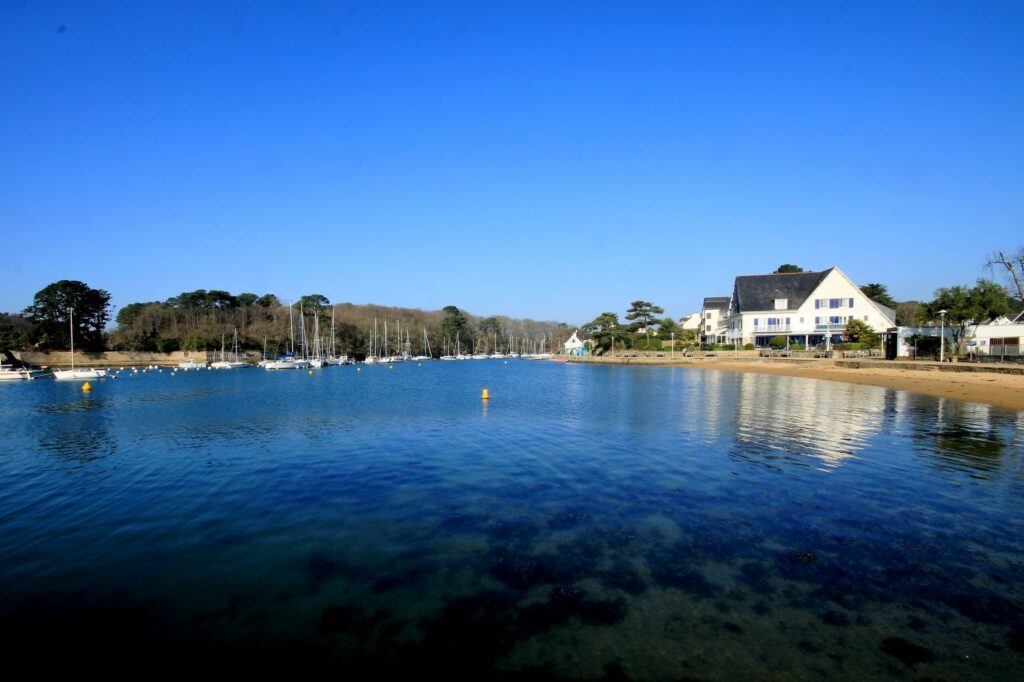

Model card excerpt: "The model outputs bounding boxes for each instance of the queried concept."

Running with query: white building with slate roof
[700,296,732,345]
[714,267,896,348]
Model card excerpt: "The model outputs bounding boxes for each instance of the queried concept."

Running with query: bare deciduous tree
[986,247,1024,303]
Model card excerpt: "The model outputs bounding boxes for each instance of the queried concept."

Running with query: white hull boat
[264,358,311,370]
[211,361,249,369]
[211,330,248,369]
[52,309,109,381]
[0,366,51,381]
[53,367,108,381]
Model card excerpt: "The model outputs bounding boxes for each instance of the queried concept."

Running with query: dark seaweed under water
[1,361,1022,679]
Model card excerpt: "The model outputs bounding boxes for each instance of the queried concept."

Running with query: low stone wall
[14,350,215,368]
[837,359,1024,376]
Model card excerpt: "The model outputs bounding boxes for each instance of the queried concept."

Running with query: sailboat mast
[289,301,295,355]
[69,308,74,371]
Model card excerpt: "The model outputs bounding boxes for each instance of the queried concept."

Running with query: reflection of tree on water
[728,373,887,471]
[905,396,1012,476]
[37,399,115,464]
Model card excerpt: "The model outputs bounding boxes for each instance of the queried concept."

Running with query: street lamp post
[938,309,948,362]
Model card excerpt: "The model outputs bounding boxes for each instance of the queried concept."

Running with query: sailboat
[412,328,431,361]
[325,308,349,365]
[53,309,108,381]
[308,311,325,368]
[364,318,380,364]
[265,301,310,369]
[211,329,248,369]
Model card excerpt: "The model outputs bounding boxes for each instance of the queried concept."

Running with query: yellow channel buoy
[308,370,313,375]
[82,382,92,392]
[481,388,490,401]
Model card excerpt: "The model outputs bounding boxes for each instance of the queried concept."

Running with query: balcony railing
[757,324,791,333]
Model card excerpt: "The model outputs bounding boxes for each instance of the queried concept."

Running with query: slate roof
[702,296,731,312]
[876,303,897,324]
[731,268,834,313]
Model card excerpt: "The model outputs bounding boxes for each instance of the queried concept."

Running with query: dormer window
[774,298,787,310]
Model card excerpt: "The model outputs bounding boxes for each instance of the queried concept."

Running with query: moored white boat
[0,365,51,381]
[211,329,249,369]
[53,367,108,381]
[264,356,311,370]
[178,359,207,370]
[52,309,110,381]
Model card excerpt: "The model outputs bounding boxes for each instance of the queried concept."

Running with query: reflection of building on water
[732,372,887,470]
[684,369,734,444]
[672,370,1020,476]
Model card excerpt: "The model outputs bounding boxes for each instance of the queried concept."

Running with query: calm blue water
[1,361,1022,678]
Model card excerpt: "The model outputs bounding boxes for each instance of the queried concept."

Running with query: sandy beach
[693,360,1024,412]
[566,357,1024,411]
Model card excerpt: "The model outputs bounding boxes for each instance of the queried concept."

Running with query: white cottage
[563,330,586,355]
[723,266,896,347]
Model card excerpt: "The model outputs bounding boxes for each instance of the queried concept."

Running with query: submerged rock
[881,637,935,666]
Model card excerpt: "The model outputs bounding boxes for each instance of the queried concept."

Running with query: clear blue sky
[2,1,1022,325]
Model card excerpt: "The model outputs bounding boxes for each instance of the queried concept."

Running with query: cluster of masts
[258,302,352,370]
[435,330,552,361]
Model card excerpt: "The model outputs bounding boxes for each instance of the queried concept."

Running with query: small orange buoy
[481,388,490,401]
[82,382,92,391]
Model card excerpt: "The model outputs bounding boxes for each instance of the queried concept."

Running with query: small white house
[564,330,585,355]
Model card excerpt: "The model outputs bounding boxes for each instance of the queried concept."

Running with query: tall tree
[625,301,664,342]
[23,280,111,351]
[895,301,926,327]
[657,317,681,341]
[928,279,1010,355]
[986,247,1024,304]
[478,317,501,335]
[298,294,330,310]
[441,305,469,341]
[775,264,804,273]
[581,312,628,350]
[859,283,897,309]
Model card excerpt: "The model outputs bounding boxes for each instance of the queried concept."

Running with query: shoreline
[565,356,1024,412]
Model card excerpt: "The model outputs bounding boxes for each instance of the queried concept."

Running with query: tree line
[1,281,572,358]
